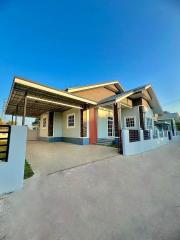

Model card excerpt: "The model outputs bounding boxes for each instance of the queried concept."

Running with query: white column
[140,130,144,142]
[150,130,153,139]
[122,129,129,156]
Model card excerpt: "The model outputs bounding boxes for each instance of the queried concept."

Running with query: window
[146,117,153,129]
[42,118,47,128]
[67,114,75,128]
[125,117,135,128]
[108,117,113,137]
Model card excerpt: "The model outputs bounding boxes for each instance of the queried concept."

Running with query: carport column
[15,105,18,125]
[22,93,27,126]
[11,114,14,125]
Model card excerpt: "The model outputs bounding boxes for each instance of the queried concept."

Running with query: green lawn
[24,160,34,179]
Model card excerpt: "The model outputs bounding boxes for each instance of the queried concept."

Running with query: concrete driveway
[26,141,119,175]
[1,142,180,240]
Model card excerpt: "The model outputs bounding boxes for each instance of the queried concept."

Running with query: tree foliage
[176,122,180,131]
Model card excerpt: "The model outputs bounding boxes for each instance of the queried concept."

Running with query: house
[32,118,40,130]
[5,76,179,155]
[156,111,179,136]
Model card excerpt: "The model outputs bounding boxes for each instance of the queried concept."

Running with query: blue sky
[0,0,180,124]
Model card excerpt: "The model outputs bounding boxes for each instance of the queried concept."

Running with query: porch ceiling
[5,77,97,117]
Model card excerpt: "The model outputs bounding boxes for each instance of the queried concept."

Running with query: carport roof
[5,77,97,117]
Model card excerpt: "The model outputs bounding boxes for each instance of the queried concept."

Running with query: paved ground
[26,141,119,175]
[1,142,180,240]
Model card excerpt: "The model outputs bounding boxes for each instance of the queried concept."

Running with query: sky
[0,0,180,125]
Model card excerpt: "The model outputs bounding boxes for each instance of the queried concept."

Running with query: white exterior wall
[121,106,155,130]
[53,112,63,137]
[62,108,80,138]
[97,108,113,139]
[121,106,140,129]
[0,126,27,195]
[39,112,49,137]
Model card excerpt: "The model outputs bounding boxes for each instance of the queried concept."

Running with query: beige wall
[72,87,115,102]
[62,108,80,138]
[142,98,151,109]
[39,109,82,139]
[40,112,49,137]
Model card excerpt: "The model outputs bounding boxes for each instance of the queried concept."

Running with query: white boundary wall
[122,129,173,156]
[172,132,180,143]
[0,126,27,195]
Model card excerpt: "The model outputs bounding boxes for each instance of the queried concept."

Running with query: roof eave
[67,80,125,93]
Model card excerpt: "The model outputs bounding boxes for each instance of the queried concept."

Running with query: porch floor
[26,141,119,175]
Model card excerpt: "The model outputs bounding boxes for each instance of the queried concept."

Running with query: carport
[5,76,96,124]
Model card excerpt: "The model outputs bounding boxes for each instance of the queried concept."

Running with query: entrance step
[97,139,114,146]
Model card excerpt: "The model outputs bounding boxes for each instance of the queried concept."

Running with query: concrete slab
[26,141,119,175]
[1,142,180,240]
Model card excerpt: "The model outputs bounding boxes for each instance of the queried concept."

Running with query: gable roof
[98,84,151,104]
[99,84,163,114]
[66,80,125,93]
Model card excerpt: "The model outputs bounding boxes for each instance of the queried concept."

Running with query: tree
[176,122,180,131]
[6,120,16,125]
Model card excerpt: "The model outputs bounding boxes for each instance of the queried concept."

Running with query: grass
[24,160,34,179]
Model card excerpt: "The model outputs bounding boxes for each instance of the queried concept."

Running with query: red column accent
[89,108,97,144]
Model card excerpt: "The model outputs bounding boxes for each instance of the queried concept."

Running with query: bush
[24,160,34,179]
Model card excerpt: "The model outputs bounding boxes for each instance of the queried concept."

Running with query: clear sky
[0,0,180,124]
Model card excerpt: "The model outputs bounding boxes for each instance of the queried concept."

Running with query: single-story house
[5,77,165,150]
[156,111,179,136]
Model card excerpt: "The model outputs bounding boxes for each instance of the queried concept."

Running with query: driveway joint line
[47,154,120,176]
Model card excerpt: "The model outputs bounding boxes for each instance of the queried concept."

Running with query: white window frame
[42,117,47,129]
[67,113,75,128]
[107,116,114,137]
[124,116,136,129]
[146,117,153,130]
